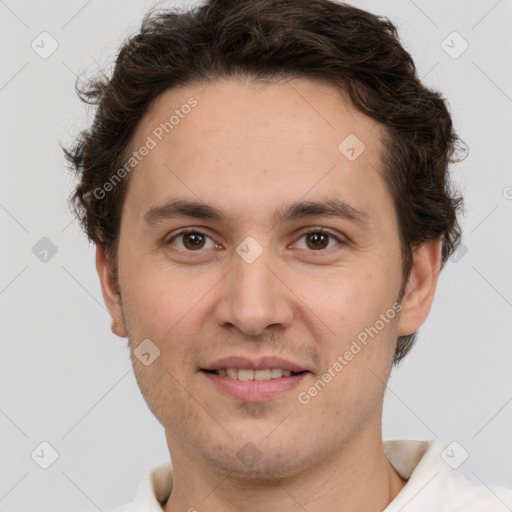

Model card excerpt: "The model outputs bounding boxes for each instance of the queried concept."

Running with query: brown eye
[296,230,343,252]
[305,232,331,250]
[166,230,216,251]
[182,232,206,250]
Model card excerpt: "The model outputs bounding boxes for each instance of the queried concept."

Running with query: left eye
[165,229,343,252]
[294,230,343,251]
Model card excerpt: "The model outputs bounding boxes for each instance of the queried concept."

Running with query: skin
[96,77,442,511]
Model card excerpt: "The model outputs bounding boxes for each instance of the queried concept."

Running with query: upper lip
[202,356,309,373]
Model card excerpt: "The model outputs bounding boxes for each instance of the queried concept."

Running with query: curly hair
[63,0,465,365]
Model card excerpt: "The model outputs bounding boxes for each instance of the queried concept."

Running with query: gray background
[1,0,511,510]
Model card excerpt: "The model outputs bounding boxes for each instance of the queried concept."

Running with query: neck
[163,430,407,512]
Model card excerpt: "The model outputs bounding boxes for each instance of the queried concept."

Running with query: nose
[213,244,294,337]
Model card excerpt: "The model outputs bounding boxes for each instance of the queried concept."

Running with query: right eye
[165,229,219,251]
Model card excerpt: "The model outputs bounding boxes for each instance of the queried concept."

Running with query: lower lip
[202,371,309,401]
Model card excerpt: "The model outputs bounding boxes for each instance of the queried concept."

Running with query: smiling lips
[201,355,310,401]
[213,368,295,381]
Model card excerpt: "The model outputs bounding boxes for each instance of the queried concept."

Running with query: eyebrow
[143,197,369,227]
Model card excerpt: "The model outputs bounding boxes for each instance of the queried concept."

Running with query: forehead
[122,77,392,228]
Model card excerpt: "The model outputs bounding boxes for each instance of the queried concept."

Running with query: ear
[397,237,442,337]
[95,244,128,338]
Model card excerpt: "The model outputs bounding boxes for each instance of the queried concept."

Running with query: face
[97,77,440,479]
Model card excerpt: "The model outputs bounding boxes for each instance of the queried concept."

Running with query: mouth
[200,356,311,401]
[202,367,306,380]
[201,360,310,401]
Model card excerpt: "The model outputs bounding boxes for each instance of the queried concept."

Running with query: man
[64,0,512,510]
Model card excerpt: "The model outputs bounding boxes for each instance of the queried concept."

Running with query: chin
[199,440,318,482]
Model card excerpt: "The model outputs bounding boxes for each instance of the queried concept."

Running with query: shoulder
[434,468,512,510]
[106,462,173,512]
[384,439,512,511]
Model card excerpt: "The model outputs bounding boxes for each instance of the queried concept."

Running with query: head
[64,0,464,479]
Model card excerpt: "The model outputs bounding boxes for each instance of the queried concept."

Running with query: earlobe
[396,237,443,337]
[95,244,128,338]
[111,318,127,338]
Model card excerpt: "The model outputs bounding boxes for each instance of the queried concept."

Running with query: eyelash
[165,228,346,254]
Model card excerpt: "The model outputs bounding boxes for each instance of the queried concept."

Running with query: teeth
[255,369,271,381]
[227,368,238,379]
[238,369,254,381]
[214,368,297,380]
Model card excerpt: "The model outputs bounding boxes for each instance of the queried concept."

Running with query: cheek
[290,262,400,405]
[119,252,204,335]
[121,269,199,412]
[292,264,394,340]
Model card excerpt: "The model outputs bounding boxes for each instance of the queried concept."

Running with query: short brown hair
[63,0,465,365]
